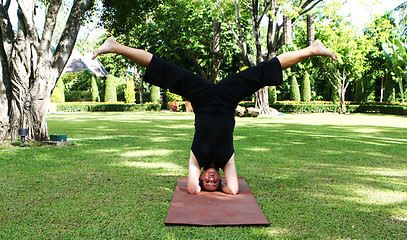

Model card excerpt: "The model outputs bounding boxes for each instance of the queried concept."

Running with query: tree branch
[299,0,323,16]
[215,0,253,66]
[16,0,39,44]
[321,60,339,91]
[51,0,93,75]
[4,0,11,11]
[259,0,272,26]
[38,0,62,57]
[0,2,14,42]
[215,1,240,46]
[0,22,11,94]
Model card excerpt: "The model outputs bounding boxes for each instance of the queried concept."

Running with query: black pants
[144,56,283,169]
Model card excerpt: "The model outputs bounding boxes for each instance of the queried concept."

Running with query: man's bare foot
[92,37,118,60]
[312,40,337,62]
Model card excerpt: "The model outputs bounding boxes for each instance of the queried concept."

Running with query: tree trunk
[0,0,94,143]
[0,58,9,141]
[307,14,315,46]
[212,21,221,83]
[252,0,271,115]
[340,88,346,114]
[283,16,292,45]
[139,78,144,104]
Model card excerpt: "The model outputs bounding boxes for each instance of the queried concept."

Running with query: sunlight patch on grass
[119,161,184,172]
[353,187,407,205]
[99,149,120,153]
[364,151,397,159]
[265,227,290,237]
[151,137,173,142]
[359,167,407,178]
[320,149,344,155]
[234,135,247,140]
[156,124,193,129]
[72,135,127,141]
[286,129,310,134]
[349,128,382,134]
[309,134,336,138]
[342,138,389,146]
[392,216,407,222]
[121,149,174,158]
[243,147,271,152]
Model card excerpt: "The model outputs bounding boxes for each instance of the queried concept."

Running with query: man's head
[200,167,221,191]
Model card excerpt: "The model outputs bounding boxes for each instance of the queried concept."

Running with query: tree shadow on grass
[1,113,406,239]
[235,121,407,239]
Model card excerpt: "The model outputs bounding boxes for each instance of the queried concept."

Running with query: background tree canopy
[93,0,407,107]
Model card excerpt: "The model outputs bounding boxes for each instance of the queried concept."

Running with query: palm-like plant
[382,38,407,103]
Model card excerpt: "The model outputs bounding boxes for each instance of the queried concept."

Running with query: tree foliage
[95,0,406,110]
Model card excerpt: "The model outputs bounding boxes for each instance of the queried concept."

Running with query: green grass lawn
[1,112,406,239]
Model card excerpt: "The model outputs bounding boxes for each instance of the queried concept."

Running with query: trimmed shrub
[56,102,161,112]
[51,78,65,103]
[150,85,160,102]
[290,75,301,101]
[105,75,117,102]
[269,86,277,104]
[96,76,105,101]
[301,72,311,102]
[349,103,407,115]
[269,102,339,113]
[91,76,100,102]
[238,101,407,116]
[124,79,136,103]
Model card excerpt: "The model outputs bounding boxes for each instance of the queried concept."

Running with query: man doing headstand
[93,37,337,195]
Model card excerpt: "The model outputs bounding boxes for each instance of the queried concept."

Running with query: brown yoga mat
[165,177,269,226]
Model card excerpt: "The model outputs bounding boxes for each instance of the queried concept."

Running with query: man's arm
[187,151,201,195]
[221,154,239,195]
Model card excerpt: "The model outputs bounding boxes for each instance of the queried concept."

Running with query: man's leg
[216,40,336,105]
[93,37,153,67]
[93,37,213,103]
[277,40,337,70]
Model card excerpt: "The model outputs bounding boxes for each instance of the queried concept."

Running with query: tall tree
[216,0,324,114]
[0,0,94,143]
[363,13,396,102]
[318,24,371,113]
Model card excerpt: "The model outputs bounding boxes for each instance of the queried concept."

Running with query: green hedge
[238,101,407,115]
[56,102,161,112]
[349,103,407,115]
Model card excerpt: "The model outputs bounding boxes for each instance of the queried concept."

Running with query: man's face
[200,168,221,191]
